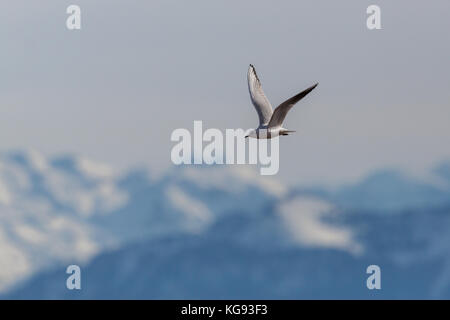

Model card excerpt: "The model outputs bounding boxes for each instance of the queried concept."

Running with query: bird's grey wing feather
[247,65,273,125]
[268,83,318,128]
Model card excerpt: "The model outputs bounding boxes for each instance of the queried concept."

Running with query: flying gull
[245,64,318,139]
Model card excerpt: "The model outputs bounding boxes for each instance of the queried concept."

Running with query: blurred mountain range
[1,151,450,299]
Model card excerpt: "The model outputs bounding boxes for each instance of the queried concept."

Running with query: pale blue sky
[1,0,450,185]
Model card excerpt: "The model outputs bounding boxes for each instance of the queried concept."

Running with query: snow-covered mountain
[0,150,301,293]
[1,151,450,299]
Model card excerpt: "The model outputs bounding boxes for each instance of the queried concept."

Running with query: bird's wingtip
[309,82,319,91]
[248,64,259,81]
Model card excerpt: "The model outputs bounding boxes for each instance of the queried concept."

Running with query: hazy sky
[1,0,449,186]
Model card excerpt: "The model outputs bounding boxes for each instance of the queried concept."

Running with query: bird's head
[244,129,257,138]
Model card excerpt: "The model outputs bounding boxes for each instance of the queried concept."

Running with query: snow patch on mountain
[279,197,362,254]
[166,185,213,233]
[0,179,11,205]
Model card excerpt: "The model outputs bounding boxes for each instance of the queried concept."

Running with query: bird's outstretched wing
[268,83,318,128]
[247,64,273,125]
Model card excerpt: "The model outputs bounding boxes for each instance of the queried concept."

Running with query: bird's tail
[281,130,296,136]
